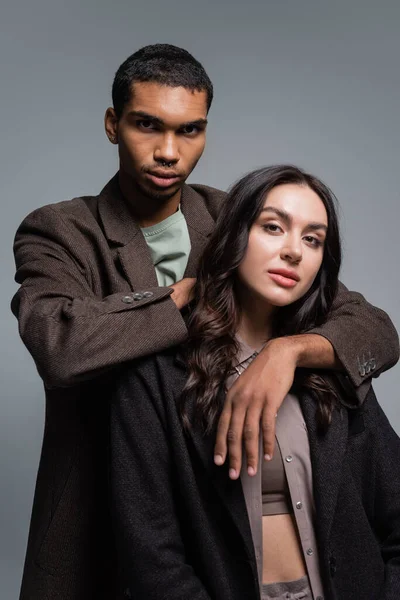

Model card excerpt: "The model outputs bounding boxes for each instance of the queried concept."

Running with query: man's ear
[104,107,118,144]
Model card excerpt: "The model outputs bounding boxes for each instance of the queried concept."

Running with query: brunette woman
[111,165,400,600]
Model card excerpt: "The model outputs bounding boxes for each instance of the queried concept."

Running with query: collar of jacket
[97,173,215,247]
[97,174,216,289]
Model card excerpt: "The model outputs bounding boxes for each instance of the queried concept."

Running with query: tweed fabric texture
[12,176,225,600]
[12,174,399,600]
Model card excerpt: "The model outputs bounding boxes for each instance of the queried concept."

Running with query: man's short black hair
[112,44,213,118]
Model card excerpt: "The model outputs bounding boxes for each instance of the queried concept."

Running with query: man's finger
[261,407,277,460]
[243,406,262,476]
[214,404,232,466]
[226,408,247,479]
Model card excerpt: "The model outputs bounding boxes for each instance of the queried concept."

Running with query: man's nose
[154,133,179,165]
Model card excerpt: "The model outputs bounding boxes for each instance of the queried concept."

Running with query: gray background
[1,0,399,596]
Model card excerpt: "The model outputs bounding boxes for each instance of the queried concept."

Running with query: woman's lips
[268,272,298,288]
[146,173,181,188]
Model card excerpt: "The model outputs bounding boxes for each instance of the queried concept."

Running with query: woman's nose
[280,240,302,263]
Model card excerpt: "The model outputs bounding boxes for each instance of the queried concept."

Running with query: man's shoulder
[187,183,227,220]
[22,193,100,226]
[188,183,226,199]
[15,181,113,247]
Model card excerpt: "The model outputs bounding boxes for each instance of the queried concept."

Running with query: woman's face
[237,183,328,308]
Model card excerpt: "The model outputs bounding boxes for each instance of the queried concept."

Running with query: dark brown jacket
[11,175,399,600]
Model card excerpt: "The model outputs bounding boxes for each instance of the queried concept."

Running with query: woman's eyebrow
[260,206,291,224]
[260,206,327,231]
[306,222,328,233]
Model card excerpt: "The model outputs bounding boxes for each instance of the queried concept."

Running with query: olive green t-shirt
[141,206,191,286]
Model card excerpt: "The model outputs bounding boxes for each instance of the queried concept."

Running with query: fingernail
[229,468,237,479]
[248,466,256,476]
[264,453,272,461]
[214,454,224,466]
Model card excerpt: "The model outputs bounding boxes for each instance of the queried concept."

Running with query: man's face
[107,82,208,200]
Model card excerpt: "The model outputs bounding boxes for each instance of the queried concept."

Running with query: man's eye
[137,120,155,130]
[180,125,198,135]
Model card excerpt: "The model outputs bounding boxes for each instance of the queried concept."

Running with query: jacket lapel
[181,382,257,567]
[301,393,348,548]
[97,175,216,289]
[117,242,158,289]
[97,175,157,289]
[180,185,215,278]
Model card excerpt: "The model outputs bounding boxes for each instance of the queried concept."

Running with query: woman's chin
[259,289,301,308]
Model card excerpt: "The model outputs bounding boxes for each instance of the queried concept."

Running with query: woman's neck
[236,295,275,351]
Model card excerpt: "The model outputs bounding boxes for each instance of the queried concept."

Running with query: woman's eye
[263,223,282,233]
[304,236,322,247]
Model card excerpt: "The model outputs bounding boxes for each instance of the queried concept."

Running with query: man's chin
[137,180,183,202]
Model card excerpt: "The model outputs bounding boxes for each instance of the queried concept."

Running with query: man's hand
[214,334,339,479]
[170,278,196,310]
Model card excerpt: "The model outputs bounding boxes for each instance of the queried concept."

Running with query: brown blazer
[11,174,399,600]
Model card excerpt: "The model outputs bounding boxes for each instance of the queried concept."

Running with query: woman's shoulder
[131,344,185,371]
[310,373,393,435]
[343,384,396,438]
[114,344,188,399]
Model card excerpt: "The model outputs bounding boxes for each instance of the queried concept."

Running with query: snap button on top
[285,455,293,463]
[143,291,154,298]
[133,293,143,301]
[306,548,314,556]
[296,501,302,509]
[122,295,134,304]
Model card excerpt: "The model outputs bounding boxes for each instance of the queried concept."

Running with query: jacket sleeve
[11,205,188,388]
[309,282,399,399]
[110,360,212,600]
[366,390,400,599]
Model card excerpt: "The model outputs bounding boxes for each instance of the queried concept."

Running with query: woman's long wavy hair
[181,165,342,433]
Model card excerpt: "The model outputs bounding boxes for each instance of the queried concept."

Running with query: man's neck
[118,171,182,228]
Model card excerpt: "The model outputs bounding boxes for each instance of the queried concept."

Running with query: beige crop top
[261,439,293,516]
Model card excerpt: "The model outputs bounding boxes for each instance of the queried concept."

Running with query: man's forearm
[310,282,399,387]
[277,333,343,370]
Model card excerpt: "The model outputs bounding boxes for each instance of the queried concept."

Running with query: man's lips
[145,171,182,188]
[268,269,300,288]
